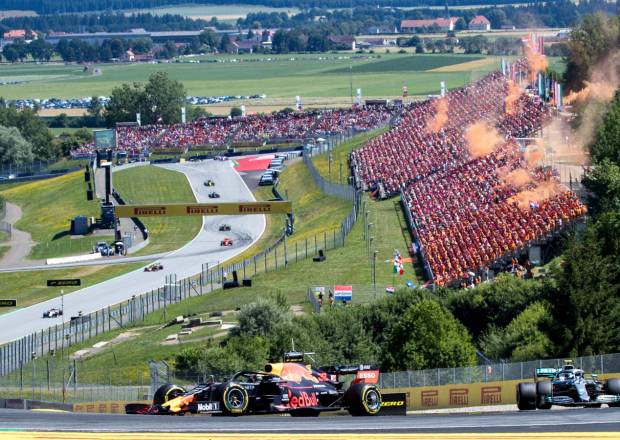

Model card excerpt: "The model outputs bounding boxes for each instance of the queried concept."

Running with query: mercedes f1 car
[517,362,620,410]
[125,352,382,416]
[219,224,231,232]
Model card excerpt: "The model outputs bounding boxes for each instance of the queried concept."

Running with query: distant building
[123,49,135,62]
[400,18,459,33]
[468,15,491,31]
[3,29,37,41]
[365,25,398,35]
[231,39,257,54]
[359,37,398,48]
[328,35,356,51]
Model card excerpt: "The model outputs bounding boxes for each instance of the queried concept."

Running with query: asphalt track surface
[1,407,620,434]
[0,160,265,345]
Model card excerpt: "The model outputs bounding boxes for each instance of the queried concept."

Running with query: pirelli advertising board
[114,202,293,218]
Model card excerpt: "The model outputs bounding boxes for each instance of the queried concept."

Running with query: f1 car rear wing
[535,368,559,379]
[321,364,380,384]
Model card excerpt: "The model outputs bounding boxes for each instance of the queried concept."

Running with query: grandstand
[350,58,586,287]
[70,105,397,158]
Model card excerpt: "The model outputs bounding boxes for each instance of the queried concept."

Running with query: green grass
[0,262,145,315]
[0,54,498,100]
[130,4,300,18]
[312,127,389,183]
[0,245,9,259]
[113,165,201,254]
[0,171,107,259]
[49,127,95,136]
[327,54,485,74]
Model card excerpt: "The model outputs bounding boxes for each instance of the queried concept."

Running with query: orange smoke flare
[505,80,522,114]
[426,97,449,133]
[465,122,502,159]
[524,44,548,82]
[504,168,533,187]
[508,181,561,210]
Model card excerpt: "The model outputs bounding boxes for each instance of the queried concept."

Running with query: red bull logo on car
[287,389,319,408]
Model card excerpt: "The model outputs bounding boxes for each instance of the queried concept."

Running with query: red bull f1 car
[517,362,620,410]
[126,352,382,416]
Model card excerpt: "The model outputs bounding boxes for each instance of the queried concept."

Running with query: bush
[231,296,289,338]
[230,107,243,117]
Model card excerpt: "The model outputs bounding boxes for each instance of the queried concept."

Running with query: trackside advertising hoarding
[115,201,293,218]
[383,373,620,410]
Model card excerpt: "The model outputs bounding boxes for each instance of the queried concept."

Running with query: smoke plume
[524,43,548,82]
[426,97,449,133]
[508,181,562,210]
[465,122,502,158]
[504,168,533,187]
[505,80,522,114]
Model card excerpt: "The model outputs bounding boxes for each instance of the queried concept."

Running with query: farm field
[126,4,299,19]
[113,165,202,255]
[0,54,501,102]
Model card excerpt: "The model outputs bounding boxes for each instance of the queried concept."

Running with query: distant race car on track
[220,237,233,246]
[144,263,163,272]
[219,224,231,231]
[125,351,382,417]
[42,308,63,318]
[208,191,220,198]
[517,362,620,410]
[204,179,215,186]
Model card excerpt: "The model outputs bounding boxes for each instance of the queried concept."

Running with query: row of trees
[0,104,56,163]
[175,291,477,377]
[0,12,229,35]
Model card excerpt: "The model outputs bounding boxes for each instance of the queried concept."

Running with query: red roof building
[401,18,459,33]
[469,15,491,31]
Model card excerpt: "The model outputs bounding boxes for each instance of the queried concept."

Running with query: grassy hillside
[113,165,201,255]
[0,171,108,259]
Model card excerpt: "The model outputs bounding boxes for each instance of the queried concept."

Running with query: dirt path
[0,202,36,267]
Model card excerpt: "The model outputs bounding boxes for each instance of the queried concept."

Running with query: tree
[219,34,231,53]
[547,213,620,356]
[230,107,243,117]
[486,8,507,29]
[28,38,54,61]
[143,72,186,125]
[231,297,289,338]
[199,29,220,51]
[415,43,425,54]
[589,89,620,165]
[564,13,619,92]
[0,125,34,164]
[481,302,553,361]
[582,160,620,215]
[104,82,143,126]
[2,45,19,63]
[131,38,152,54]
[86,96,105,126]
[382,300,477,370]
[454,17,467,31]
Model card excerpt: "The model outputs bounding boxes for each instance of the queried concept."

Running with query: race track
[0,160,265,345]
[1,407,619,434]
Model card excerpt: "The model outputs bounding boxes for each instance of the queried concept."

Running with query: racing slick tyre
[516,382,537,410]
[535,381,552,410]
[217,383,249,416]
[153,384,186,406]
[605,378,620,407]
[345,383,382,416]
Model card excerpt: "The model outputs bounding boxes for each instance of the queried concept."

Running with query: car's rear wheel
[345,383,382,416]
[153,384,186,407]
[536,381,552,410]
[217,383,249,416]
[516,382,537,410]
[605,378,620,407]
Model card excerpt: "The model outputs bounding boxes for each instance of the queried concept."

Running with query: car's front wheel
[605,378,620,407]
[536,381,552,410]
[153,384,186,407]
[217,383,249,416]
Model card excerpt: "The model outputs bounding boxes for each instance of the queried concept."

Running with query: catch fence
[378,353,620,389]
